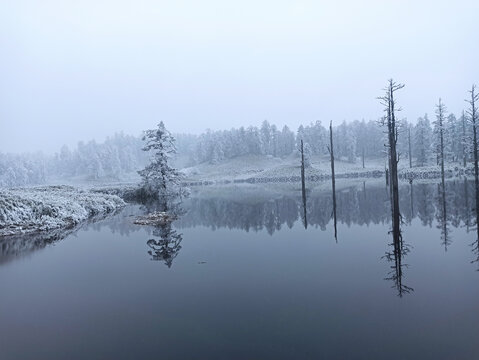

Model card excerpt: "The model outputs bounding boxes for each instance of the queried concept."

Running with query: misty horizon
[1,0,478,153]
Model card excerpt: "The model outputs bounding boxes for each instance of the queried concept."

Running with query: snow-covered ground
[0,185,125,236]
[181,155,472,185]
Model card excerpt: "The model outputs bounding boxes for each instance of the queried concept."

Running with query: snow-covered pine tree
[433,98,447,184]
[446,113,462,163]
[270,124,279,157]
[414,114,432,166]
[433,100,447,168]
[303,142,312,167]
[344,125,357,163]
[460,111,471,167]
[260,120,271,155]
[279,125,295,157]
[138,122,182,198]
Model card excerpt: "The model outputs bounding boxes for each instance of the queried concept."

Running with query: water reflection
[142,195,185,268]
[147,226,182,268]
[384,225,413,297]
[301,188,309,230]
[0,210,121,265]
[384,178,413,297]
[1,180,477,271]
[177,181,475,234]
[0,227,75,265]
[436,181,451,251]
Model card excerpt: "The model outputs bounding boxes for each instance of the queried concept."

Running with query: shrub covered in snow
[0,185,125,236]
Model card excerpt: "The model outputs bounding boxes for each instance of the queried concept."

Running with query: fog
[1,0,478,153]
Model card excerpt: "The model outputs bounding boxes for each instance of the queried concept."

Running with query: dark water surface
[1,180,479,360]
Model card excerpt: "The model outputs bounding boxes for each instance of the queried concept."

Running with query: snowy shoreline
[0,185,126,237]
[181,155,473,186]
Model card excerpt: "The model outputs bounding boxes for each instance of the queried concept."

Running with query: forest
[0,109,473,188]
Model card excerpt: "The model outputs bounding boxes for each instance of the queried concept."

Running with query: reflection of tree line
[2,180,478,275]
[0,227,76,265]
[0,210,119,265]
[176,181,475,235]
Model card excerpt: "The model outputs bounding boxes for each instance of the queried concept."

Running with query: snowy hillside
[181,154,472,185]
[0,186,125,236]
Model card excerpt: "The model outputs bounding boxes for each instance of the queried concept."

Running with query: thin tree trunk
[301,139,306,193]
[470,88,479,235]
[300,139,307,228]
[381,80,402,241]
[438,99,446,189]
[465,176,470,232]
[329,121,337,241]
[362,147,365,168]
[408,127,412,168]
[409,179,414,220]
[462,110,467,167]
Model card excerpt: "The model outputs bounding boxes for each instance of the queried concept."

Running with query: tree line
[0,107,476,187]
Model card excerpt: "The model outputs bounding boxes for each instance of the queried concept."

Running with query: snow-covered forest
[0,112,474,188]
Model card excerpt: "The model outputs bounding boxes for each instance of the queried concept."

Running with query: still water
[1,180,478,359]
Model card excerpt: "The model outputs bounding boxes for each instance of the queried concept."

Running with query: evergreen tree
[433,98,447,174]
[138,122,182,197]
[414,114,432,166]
[445,113,460,163]
[303,142,312,168]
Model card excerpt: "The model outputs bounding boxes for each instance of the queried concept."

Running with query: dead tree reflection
[470,184,479,270]
[383,224,413,297]
[301,187,308,229]
[409,179,414,223]
[436,181,451,251]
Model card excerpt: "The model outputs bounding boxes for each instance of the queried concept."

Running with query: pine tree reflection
[147,225,182,268]
[143,195,184,268]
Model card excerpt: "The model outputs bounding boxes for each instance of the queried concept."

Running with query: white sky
[1,0,478,153]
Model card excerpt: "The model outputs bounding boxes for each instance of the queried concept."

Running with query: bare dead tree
[300,139,307,229]
[327,121,337,241]
[466,85,479,212]
[378,79,404,240]
[466,85,479,265]
[435,98,447,187]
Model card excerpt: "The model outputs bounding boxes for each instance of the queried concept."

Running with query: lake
[1,179,478,359]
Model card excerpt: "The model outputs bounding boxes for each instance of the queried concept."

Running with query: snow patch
[0,185,125,236]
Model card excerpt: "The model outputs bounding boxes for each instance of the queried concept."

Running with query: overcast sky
[1,0,478,153]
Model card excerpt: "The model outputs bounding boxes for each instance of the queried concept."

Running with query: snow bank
[0,185,125,236]
[182,155,474,186]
